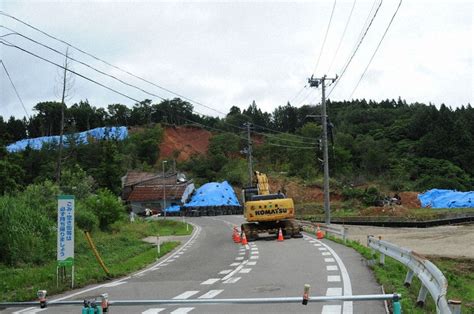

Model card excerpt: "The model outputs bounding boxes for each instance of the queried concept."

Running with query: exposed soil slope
[159,126,212,161]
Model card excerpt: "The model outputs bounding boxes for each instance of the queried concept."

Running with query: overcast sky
[1,0,472,120]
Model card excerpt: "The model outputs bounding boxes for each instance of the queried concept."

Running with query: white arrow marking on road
[198,289,224,299]
[326,287,343,296]
[322,305,342,313]
[170,307,195,314]
[173,291,200,299]
[142,308,165,313]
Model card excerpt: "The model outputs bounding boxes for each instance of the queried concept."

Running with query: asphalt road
[4,216,386,314]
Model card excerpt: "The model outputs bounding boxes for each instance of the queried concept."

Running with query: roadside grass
[326,235,473,313]
[0,219,192,302]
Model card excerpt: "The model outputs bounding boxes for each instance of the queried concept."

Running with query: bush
[75,206,99,232]
[0,195,55,265]
[83,189,125,230]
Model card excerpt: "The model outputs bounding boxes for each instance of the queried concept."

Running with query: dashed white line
[327,265,338,271]
[230,262,240,266]
[142,308,165,314]
[239,268,252,274]
[326,287,343,296]
[318,247,328,251]
[198,289,224,299]
[322,252,331,256]
[173,291,200,299]
[235,256,244,261]
[251,247,258,251]
[239,252,245,255]
[103,281,127,287]
[328,275,341,282]
[324,258,335,263]
[250,255,259,259]
[314,243,322,247]
[201,278,220,285]
[223,277,241,284]
[246,261,257,266]
[322,305,342,314]
[170,307,195,314]
[219,269,233,275]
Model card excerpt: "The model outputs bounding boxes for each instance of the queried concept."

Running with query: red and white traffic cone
[277,228,284,241]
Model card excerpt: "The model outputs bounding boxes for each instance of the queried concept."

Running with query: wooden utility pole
[56,47,71,185]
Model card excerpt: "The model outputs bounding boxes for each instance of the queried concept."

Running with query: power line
[312,0,337,75]
[0,59,30,118]
[326,0,357,74]
[327,0,383,98]
[0,11,316,141]
[349,0,403,98]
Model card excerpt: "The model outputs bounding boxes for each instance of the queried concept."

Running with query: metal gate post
[448,300,462,314]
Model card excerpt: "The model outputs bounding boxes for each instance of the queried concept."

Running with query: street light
[162,160,168,218]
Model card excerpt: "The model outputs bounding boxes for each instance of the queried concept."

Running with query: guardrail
[298,220,348,242]
[367,236,462,314]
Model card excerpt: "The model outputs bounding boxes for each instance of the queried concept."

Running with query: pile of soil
[399,192,421,208]
[159,126,212,161]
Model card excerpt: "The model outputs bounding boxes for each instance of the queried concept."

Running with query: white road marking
[173,291,200,299]
[219,269,233,274]
[198,289,224,299]
[160,263,169,267]
[322,305,342,313]
[318,247,328,251]
[103,281,127,287]
[324,258,335,263]
[251,251,259,254]
[223,277,241,284]
[326,287,343,296]
[239,252,245,255]
[230,262,240,266]
[314,243,322,247]
[235,256,244,260]
[13,308,44,314]
[327,265,338,271]
[250,255,259,259]
[201,278,220,285]
[168,259,176,262]
[222,260,247,280]
[142,308,165,314]
[251,247,258,251]
[322,252,331,256]
[246,261,257,266]
[328,275,341,282]
[239,268,252,273]
[170,307,195,314]
[309,240,316,243]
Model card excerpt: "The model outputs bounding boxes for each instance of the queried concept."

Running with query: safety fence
[298,220,348,242]
[367,236,462,314]
[1,292,403,313]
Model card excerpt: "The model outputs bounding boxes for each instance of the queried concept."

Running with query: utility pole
[56,47,71,185]
[244,122,253,186]
[307,74,338,224]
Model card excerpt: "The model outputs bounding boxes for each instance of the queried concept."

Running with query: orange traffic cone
[241,232,248,245]
[232,226,238,241]
[277,228,284,241]
[316,224,324,239]
[234,228,241,243]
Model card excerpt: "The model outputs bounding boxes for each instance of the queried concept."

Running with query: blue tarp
[164,205,181,213]
[418,189,474,208]
[183,181,240,207]
[6,126,128,153]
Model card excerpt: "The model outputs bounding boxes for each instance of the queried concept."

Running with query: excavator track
[241,219,302,241]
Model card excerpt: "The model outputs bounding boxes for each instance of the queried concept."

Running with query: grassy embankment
[326,235,473,313]
[0,219,192,302]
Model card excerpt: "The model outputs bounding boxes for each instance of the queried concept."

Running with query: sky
[0,0,472,120]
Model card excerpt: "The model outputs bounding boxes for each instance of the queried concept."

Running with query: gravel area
[344,224,474,258]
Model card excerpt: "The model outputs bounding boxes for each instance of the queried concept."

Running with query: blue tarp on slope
[418,189,474,208]
[183,181,240,207]
[6,126,128,153]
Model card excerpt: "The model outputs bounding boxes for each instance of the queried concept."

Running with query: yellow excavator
[241,171,302,241]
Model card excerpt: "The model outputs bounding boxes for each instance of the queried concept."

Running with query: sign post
[57,195,75,288]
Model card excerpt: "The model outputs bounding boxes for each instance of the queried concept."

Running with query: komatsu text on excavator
[241,171,302,241]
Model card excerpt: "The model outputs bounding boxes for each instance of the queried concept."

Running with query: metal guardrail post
[448,300,462,314]
[416,285,429,307]
[379,252,385,266]
[342,227,348,243]
[404,270,415,287]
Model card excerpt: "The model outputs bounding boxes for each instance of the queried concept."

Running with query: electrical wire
[312,0,337,75]
[327,0,383,98]
[0,59,30,118]
[0,11,317,141]
[349,0,403,98]
[326,0,357,74]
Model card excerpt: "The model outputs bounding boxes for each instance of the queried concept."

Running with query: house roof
[122,171,179,187]
[127,184,188,202]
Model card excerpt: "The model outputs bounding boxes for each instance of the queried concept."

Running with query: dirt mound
[399,192,421,208]
[159,126,212,161]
